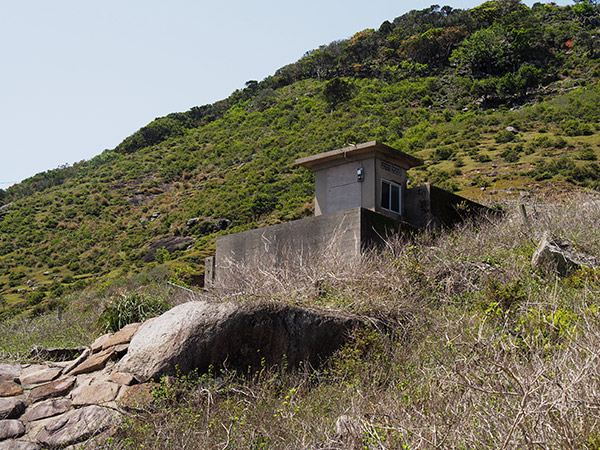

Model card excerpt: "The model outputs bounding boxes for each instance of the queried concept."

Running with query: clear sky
[0,0,572,188]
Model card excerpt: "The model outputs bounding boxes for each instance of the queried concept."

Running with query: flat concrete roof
[294,141,424,170]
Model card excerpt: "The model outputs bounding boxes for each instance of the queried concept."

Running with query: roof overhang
[294,141,423,171]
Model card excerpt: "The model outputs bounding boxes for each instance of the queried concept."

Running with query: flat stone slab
[23,398,71,422]
[35,405,120,448]
[109,372,136,386]
[67,348,116,376]
[0,364,21,383]
[29,377,75,403]
[0,397,26,420]
[20,367,62,388]
[0,381,23,397]
[72,379,120,406]
[0,419,25,439]
[90,334,111,354]
[0,440,39,450]
[101,322,141,350]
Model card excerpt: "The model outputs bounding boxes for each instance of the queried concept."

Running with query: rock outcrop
[532,233,596,276]
[142,236,196,262]
[0,300,362,448]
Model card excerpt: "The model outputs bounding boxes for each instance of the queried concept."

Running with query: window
[381,180,401,214]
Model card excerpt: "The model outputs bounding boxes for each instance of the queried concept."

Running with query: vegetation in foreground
[3,198,600,448]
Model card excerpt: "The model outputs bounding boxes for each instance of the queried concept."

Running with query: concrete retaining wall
[206,208,413,287]
[404,183,490,230]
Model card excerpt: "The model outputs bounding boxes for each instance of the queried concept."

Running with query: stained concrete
[207,208,414,287]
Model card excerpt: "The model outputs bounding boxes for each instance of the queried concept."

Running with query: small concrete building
[205,141,487,287]
[295,141,423,220]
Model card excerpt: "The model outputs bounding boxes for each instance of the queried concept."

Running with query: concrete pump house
[205,141,487,287]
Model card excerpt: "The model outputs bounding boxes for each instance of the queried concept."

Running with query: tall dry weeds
[82,198,600,448]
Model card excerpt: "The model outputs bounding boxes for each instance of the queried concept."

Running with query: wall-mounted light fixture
[357,167,364,182]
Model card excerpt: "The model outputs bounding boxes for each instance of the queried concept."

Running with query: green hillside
[1,0,600,317]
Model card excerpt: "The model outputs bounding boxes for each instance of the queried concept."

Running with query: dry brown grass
[18,196,600,449]
[104,197,600,449]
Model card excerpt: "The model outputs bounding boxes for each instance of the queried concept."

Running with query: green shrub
[495,130,516,143]
[97,293,171,332]
[578,148,597,161]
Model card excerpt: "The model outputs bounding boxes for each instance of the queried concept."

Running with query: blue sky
[0,0,572,187]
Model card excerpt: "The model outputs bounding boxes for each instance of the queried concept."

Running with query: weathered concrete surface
[208,207,413,287]
[405,183,491,230]
[118,300,361,382]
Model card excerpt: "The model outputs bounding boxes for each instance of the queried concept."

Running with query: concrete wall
[206,207,413,287]
[404,183,490,230]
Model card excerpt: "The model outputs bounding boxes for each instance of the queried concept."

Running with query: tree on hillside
[322,77,353,111]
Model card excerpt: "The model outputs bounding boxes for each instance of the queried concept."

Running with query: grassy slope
[0,1,598,318]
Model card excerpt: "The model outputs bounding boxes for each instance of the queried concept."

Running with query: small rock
[101,322,141,350]
[0,365,21,383]
[20,367,62,389]
[0,419,25,439]
[0,397,26,420]
[30,377,75,403]
[0,382,23,398]
[186,217,201,227]
[28,347,87,362]
[90,334,112,354]
[117,383,156,410]
[142,236,196,263]
[505,126,519,133]
[111,344,129,355]
[23,398,71,422]
[532,234,595,276]
[36,405,120,448]
[109,372,136,386]
[67,348,116,376]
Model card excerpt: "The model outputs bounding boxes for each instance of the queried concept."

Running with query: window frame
[381,179,401,214]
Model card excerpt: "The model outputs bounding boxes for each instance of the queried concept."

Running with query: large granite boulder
[118,300,361,381]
